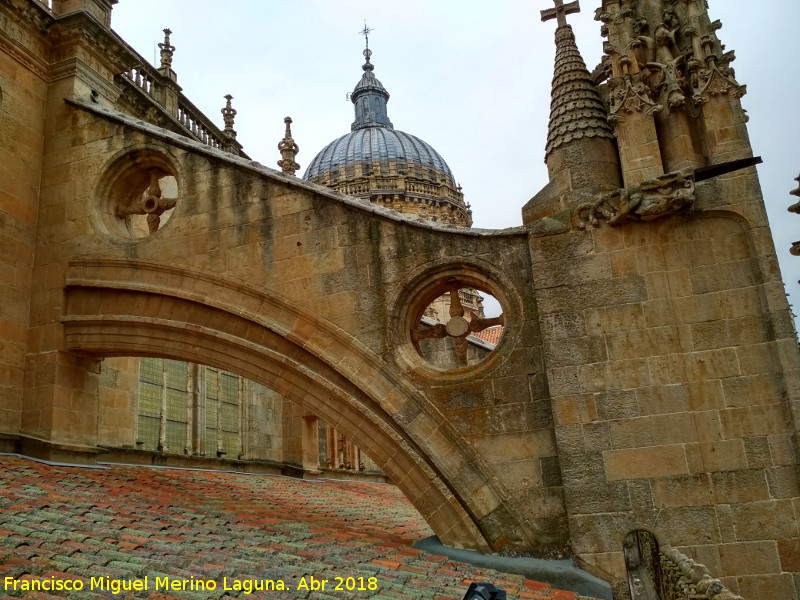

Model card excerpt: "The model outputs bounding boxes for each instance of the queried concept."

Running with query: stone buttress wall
[0,3,49,439]
[27,101,563,553]
[97,356,138,448]
[531,166,800,597]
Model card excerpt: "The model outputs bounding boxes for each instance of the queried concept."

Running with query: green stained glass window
[137,415,159,451]
[165,419,187,452]
[138,381,161,417]
[165,359,187,391]
[137,357,188,455]
[140,357,162,384]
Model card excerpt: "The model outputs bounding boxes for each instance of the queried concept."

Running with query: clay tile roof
[0,455,601,599]
[471,325,503,345]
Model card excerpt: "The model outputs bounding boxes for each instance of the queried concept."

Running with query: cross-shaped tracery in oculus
[412,282,504,370]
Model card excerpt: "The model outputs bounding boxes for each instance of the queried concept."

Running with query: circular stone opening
[411,280,505,371]
[93,150,179,242]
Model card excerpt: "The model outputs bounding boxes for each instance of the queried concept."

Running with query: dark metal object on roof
[462,582,507,600]
[694,156,762,182]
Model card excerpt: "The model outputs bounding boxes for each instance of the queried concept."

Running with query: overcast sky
[112,1,800,319]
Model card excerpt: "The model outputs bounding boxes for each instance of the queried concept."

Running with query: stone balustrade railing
[336,176,463,203]
[177,96,226,150]
[34,1,245,156]
[658,546,744,600]
[118,62,241,155]
[121,66,155,97]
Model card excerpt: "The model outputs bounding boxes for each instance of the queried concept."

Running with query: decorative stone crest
[277,117,300,176]
[575,167,695,228]
[687,15,746,105]
[692,54,746,105]
[646,54,687,111]
[624,14,686,113]
[608,72,662,124]
[158,28,175,70]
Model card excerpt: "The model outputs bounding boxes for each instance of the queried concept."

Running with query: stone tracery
[115,170,177,236]
[412,283,505,368]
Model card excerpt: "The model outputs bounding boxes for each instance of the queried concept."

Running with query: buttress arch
[62,258,527,553]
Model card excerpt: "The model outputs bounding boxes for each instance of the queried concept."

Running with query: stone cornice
[48,10,136,75]
[0,27,49,79]
[50,55,121,100]
[0,0,53,79]
[0,0,137,85]
[1,0,52,34]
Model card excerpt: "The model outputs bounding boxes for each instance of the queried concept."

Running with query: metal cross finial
[541,0,580,28]
[360,21,374,63]
[360,21,373,49]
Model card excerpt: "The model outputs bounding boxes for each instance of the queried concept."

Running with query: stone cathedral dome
[303,42,471,226]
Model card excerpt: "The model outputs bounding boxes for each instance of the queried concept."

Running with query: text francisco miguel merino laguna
[3,574,360,594]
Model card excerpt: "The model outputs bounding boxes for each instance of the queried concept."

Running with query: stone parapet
[659,545,743,600]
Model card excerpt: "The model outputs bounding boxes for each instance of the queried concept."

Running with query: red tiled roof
[472,325,504,345]
[0,455,598,599]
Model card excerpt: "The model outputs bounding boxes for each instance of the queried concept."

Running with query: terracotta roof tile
[471,325,504,345]
[0,455,599,599]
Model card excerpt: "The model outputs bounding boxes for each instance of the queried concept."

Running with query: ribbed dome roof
[303,127,456,182]
[301,42,470,227]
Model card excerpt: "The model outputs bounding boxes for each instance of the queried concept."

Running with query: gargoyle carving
[575,168,695,229]
[116,172,177,234]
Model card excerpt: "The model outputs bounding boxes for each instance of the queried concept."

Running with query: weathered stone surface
[2,1,800,598]
[603,445,688,481]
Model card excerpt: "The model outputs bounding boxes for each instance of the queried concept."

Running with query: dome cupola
[303,33,471,227]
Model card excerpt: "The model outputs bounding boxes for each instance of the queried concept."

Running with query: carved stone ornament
[575,167,695,229]
[277,116,300,176]
[158,29,175,70]
[692,55,746,105]
[608,72,662,125]
[789,174,800,213]
[646,55,687,111]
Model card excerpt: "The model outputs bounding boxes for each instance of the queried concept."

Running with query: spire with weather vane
[350,22,393,131]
